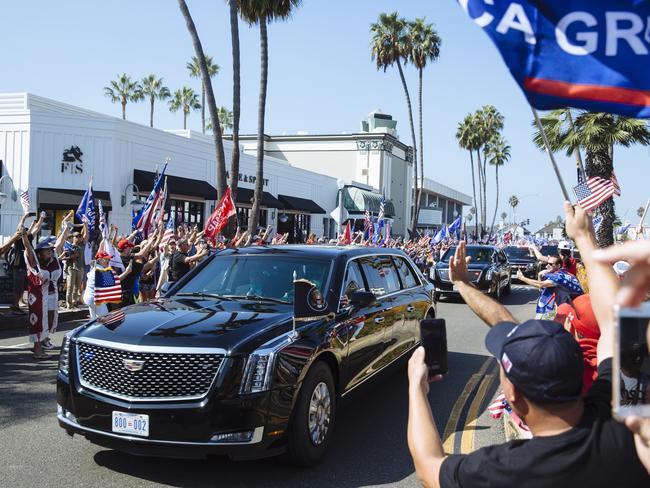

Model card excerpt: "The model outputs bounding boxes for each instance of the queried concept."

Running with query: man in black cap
[407,202,650,487]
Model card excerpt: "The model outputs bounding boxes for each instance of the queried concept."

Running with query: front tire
[433,291,441,302]
[287,361,336,467]
[503,276,512,295]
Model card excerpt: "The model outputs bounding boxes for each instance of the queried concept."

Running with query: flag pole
[531,106,571,201]
[637,197,650,235]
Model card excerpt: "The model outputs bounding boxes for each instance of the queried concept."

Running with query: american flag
[95,266,122,305]
[98,199,108,240]
[160,218,175,250]
[363,210,371,232]
[20,190,30,213]
[101,309,126,327]
[133,163,167,237]
[573,175,620,212]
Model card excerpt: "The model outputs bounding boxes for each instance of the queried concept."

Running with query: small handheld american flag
[159,218,175,251]
[573,174,621,212]
[95,266,122,305]
[20,190,30,214]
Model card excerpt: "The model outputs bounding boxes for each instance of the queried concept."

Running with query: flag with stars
[573,175,620,212]
[95,266,122,305]
[20,190,30,213]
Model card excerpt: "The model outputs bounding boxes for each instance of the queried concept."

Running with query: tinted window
[394,257,419,289]
[175,255,330,302]
[360,256,401,297]
[441,247,493,264]
[504,247,532,259]
[342,260,366,299]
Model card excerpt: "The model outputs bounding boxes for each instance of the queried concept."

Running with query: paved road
[0,286,539,488]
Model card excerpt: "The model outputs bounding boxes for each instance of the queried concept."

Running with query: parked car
[504,246,539,279]
[57,246,436,466]
[431,245,511,301]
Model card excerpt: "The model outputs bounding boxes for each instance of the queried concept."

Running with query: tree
[407,18,441,235]
[371,12,419,233]
[638,206,646,218]
[456,115,480,235]
[228,0,242,206]
[206,107,233,132]
[239,0,302,236]
[187,55,220,134]
[178,0,228,198]
[476,106,504,236]
[169,87,201,130]
[104,73,143,120]
[533,110,650,246]
[140,74,170,128]
[509,195,519,224]
[500,211,508,221]
[485,135,511,235]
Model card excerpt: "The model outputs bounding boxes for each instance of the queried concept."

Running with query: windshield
[540,245,558,256]
[441,247,493,264]
[504,247,532,259]
[175,255,331,303]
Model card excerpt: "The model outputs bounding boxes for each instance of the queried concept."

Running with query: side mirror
[160,282,171,295]
[349,290,377,308]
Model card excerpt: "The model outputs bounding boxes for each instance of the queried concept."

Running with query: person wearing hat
[63,218,88,309]
[22,222,70,359]
[83,249,132,320]
[117,228,160,306]
[406,236,649,487]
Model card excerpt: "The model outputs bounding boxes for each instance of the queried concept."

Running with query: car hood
[508,257,536,265]
[75,297,293,354]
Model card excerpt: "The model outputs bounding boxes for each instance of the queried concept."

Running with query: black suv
[57,246,435,466]
[504,246,538,279]
[431,245,511,301]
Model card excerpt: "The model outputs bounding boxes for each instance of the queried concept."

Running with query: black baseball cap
[485,319,584,404]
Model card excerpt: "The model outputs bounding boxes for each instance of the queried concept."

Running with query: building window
[168,198,204,228]
[235,207,268,232]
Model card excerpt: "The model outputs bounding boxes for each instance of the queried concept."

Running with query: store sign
[61,145,83,174]
[226,171,268,187]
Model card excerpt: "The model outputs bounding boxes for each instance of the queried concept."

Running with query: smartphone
[613,303,650,419]
[26,212,36,218]
[419,318,448,375]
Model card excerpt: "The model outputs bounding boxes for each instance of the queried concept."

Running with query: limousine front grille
[438,269,482,283]
[76,342,224,401]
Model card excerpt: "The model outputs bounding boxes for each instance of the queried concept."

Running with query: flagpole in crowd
[638,196,650,235]
[531,107,571,201]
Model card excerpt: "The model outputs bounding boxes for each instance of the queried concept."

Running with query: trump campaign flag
[458,1,650,117]
[204,187,236,242]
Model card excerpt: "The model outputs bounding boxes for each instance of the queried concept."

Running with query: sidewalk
[0,304,89,334]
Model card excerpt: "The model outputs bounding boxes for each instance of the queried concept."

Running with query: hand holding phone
[419,318,448,376]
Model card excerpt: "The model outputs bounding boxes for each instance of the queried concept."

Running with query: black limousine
[57,245,436,465]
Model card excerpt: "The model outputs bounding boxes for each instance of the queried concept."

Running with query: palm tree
[104,73,143,120]
[178,0,227,198]
[532,110,650,246]
[407,18,441,233]
[509,195,519,224]
[638,207,646,218]
[169,87,201,130]
[140,74,171,128]
[228,0,242,205]
[206,107,234,132]
[371,12,419,233]
[456,114,480,234]
[187,55,220,134]
[485,135,511,235]
[476,106,504,235]
[239,0,302,236]
[500,211,508,222]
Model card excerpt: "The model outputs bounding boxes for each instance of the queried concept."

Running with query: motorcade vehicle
[57,245,436,466]
[504,246,538,279]
[431,245,511,301]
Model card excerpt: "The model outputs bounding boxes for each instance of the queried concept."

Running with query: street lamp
[0,174,17,206]
[121,183,144,211]
[336,178,345,237]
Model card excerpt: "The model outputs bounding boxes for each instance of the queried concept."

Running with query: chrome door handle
[406,306,415,312]
[374,317,385,324]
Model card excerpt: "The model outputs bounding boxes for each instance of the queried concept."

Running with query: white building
[417,177,472,231]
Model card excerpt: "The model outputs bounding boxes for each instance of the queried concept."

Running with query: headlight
[526,263,535,270]
[58,334,72,376]
[240,331,297,395]
[485,269,493,281]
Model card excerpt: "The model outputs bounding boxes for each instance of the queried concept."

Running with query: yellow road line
[441,357,493,454]
[460,372,497,454]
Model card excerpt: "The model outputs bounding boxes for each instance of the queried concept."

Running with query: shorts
[11,267,26,295]
[47,293,58,310]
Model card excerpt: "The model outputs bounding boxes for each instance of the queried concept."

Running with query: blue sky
[2,0,648,230]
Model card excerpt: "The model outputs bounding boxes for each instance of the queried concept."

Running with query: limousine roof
[216,244,407,260]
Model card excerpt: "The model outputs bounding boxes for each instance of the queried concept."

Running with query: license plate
[112,411,149,437]
[452,285,458,291]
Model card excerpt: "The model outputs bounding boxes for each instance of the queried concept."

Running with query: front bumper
[433,279,492,295]
[56,371,290,460]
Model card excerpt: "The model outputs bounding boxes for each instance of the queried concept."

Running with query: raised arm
[22,230,37,269]
[451,241,517,327]
[516,269,555,289]
[54,221,71,256]
[529,243,548,263]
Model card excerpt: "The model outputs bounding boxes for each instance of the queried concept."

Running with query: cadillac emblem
[122,358,145,372]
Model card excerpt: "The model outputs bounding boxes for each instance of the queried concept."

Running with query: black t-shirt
[169,251,190,282]
[440,359,650,488]
[120,255,144,293]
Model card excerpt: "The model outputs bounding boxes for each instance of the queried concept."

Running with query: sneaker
[41,339,57,350]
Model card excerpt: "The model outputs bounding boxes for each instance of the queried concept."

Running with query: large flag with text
[204,187,236,242]
[458,1,650,117]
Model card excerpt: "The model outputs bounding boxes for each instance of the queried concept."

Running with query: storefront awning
[37,188,112,210]
[235,187,282,208]
[342,186,395,217]
[133,169,218,200]
[278,195,326,214]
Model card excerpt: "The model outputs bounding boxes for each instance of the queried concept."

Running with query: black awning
[278,195,326,214]
[134,169,218,200]
[235,187,282,208]
[37,188,112,210]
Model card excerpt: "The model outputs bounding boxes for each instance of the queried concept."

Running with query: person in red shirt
[530,242,578,276]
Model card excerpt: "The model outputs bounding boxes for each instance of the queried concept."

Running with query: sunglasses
[547,262,560,267]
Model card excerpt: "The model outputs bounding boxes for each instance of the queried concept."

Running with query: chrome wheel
[308,381,331,446]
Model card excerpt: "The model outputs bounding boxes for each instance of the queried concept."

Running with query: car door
[390,256,425,357]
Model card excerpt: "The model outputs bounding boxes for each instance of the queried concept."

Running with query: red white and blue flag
[101,309,126,328]
[133,163,167,237]
[20,190,30,213]
[573,175,621,212]
[95,266,122,305]
[159,218,175,251]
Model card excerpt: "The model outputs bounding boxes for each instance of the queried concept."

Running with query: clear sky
[2,0,648,231]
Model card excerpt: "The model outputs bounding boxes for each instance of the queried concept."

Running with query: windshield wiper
[224,294,291,304]
[175,292,233,301]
